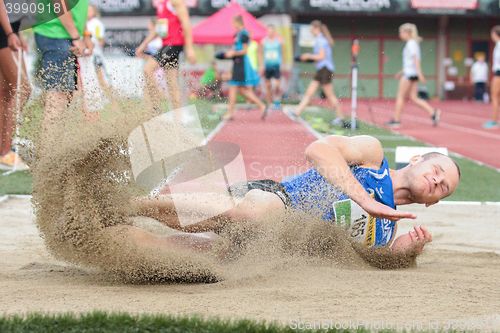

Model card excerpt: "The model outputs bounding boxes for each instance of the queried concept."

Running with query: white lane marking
[369,105,500,140]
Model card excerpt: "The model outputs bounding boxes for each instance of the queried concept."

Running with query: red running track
[352,100,500,169]
[211,109,317,181]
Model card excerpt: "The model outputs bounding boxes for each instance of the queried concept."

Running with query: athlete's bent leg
[181,189,286,233]
[135,189,286,233]
[102,224,217,255]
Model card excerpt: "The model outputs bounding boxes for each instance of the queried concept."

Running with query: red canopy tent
[192,1,268,45]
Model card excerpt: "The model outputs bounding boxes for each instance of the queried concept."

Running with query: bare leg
[491,77,500,123]
[164,66,182,119]
[0,48,31,155]
[264,79,273,104]
[393,77,412,122]
[223,85,238,120]
[143,57,162,113]
[321,83,344,119]
[409,81,434,116]
[272,78,282,103]
[40,91,72,150]
[296,80,320,116]
[239,87,266,114]
[103,224,217,255]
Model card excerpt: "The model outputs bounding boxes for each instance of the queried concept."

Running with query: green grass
[302,108,500,202]
[0,98,222,196]
[1,311,465,333]
[0,170,32,195]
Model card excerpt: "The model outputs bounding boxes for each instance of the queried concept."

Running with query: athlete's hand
[361,198,416,221]
[391,225,432,254]
[418,73,426,83]
[7,33,22,51]
[300,53,311,62]
[135,45,146,58]
[225,50,235,58]
[70,39,86,57]
[394,71,402,79]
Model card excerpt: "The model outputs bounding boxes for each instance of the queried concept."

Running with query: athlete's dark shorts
[35,33,79,92]
[264,65,281,80]
[154,45,183,68]
[406,75,419,82]
[314,67,334,85]
[495,70,500,77]
[229,179,291,208]
[0,20,21,49]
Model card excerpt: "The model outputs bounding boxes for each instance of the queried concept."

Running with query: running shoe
[385,119,401,128]
[431,109,441,127]
[0,152,29,171]
[483,120,499,129]
[342,120,358,129]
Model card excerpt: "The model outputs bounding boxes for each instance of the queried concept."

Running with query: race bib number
[333,199,377,247]
[265,50,279,61]
[156,18,169,38]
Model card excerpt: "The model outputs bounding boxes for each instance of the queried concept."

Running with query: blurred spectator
[135,0,196,114]
[470,53,488,102]
[260,24,283,109]
[221,15,266,121]
[86,4,111,96]
[0,0,31,169]
[484,25,500,129]
[387,23,440,128]
[33,0,92,146]
[195,61,222,99]
[289,20,346,126]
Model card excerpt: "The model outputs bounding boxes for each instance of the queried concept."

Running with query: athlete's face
[399,29,408,41]
[232,19,243,30]
[406,155,460,205]
[310,25,320,36]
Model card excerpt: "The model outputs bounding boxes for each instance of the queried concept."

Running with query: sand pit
[1,196,499,331]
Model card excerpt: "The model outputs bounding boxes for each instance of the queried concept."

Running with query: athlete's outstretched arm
[305,135,416,221]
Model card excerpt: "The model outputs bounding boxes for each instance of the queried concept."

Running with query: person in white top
[387,23,440,128]
[86,5,111,95]
[470,53,488,102]
[484,25,500,129]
